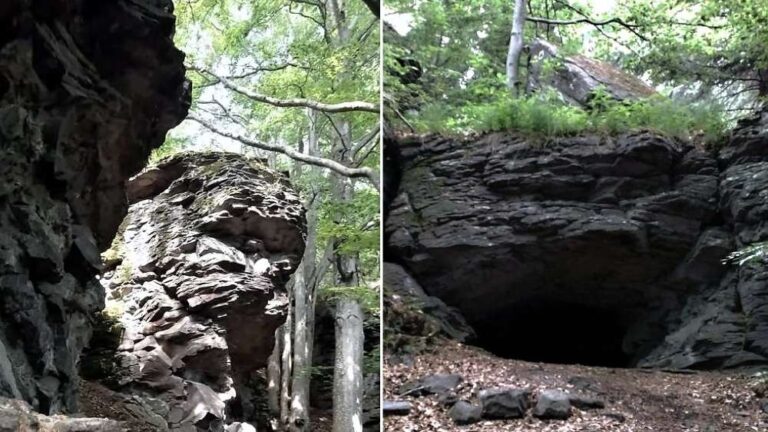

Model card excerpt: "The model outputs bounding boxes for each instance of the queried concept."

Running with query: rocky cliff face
[385,110,768,370]
[0,0,188,415]
[89,152,306,431]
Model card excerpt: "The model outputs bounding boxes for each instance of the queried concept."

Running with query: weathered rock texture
[93,153,305,431]
[528,39,656,107]
[0,0,188,415]
[385,109,768,369]
[0,396,124,432]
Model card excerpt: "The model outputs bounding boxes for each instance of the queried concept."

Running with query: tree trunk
[331,296,364,432]
[330,121,365,432]
[326,2,366,430]
[279,290,293,427]
[267,327,283,429]
[507,0,527,93]
[288,109,321,432]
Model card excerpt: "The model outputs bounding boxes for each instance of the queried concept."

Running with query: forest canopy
[384,0,767,143]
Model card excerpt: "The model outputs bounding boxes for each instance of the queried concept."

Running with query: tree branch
[526,16,649,41]
[190,67,379,114]
[188,113,380,190]
[351,128,379,162]
[550,0,640,55]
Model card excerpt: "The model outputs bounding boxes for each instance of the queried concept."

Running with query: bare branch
[188,113,380,190]
[527,15,649,41]
[351,128,379,162]
[190,67,379,114]
[197,98,248,125]
[550,0,640,55]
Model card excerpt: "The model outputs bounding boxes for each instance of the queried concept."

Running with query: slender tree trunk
[326,2,366,430]
[288,109,320,432]
[279,289,293,427]
[758,69,768,98]
[331,296,364,432]
[267,328,283,429]
[507,0,527,93]
[330,123,365,432]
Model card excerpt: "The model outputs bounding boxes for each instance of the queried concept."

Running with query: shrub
[407,89,728,147]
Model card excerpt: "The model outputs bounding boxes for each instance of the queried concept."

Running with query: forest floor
[310,408,333,432]
[79,381,158,432]
[384,342,768,432]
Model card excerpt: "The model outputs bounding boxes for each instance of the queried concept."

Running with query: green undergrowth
[408,90,728,148]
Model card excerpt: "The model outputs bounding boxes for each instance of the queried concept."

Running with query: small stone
[569,394,605,410]
[399,374,463,397]
[604,412,627,422]
[568,376,602,393]
[438,392,458,408]
[759,398,768,414]
[448,400,481,425]
[383,400,411,416]
[479,387,531,419]
[533,389,571,420]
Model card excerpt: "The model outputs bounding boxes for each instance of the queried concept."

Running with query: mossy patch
[80,305,125,387]
[101,215,131,268]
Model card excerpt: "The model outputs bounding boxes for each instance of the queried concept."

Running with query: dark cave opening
[473,299,632,367]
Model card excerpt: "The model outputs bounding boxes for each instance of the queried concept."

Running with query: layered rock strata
[386,110,768,369]
[94,152,306,431]
[0,0,188,414]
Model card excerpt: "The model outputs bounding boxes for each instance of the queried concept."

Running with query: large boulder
[0,0,188,415]
[384,262,475,342]
[533,390,572,420]
[528,39,656,106]
[90,153,305,431]
[479,388,531,419]
[384,108,768,369]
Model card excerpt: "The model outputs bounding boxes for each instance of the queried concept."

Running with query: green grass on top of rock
[407,90,728,148]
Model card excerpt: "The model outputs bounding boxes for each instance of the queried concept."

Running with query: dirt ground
[384,342,768,432]
[79,381,158,432]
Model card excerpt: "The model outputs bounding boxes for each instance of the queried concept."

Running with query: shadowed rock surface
[0,0,188,416]
[88,152,306,431]
[385,108,768,369]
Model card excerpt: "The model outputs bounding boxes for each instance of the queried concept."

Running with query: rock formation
[0,0,188,416]
[528,39,656,107]
[89,152,306,431]
[0,396,122,432]
[385,108,768,370]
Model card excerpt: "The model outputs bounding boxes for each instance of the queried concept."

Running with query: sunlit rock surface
[92,153,305,431]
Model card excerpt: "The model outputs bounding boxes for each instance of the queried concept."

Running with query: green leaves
[320,284,380,312]
[408,89,727,146]
[387,0,756,140]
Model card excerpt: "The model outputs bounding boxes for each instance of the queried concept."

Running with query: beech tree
[507,0,527,92]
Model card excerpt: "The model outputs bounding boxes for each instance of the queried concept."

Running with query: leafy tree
[385,0,765,134]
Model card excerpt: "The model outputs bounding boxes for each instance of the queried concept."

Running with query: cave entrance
[473,299,632,367]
